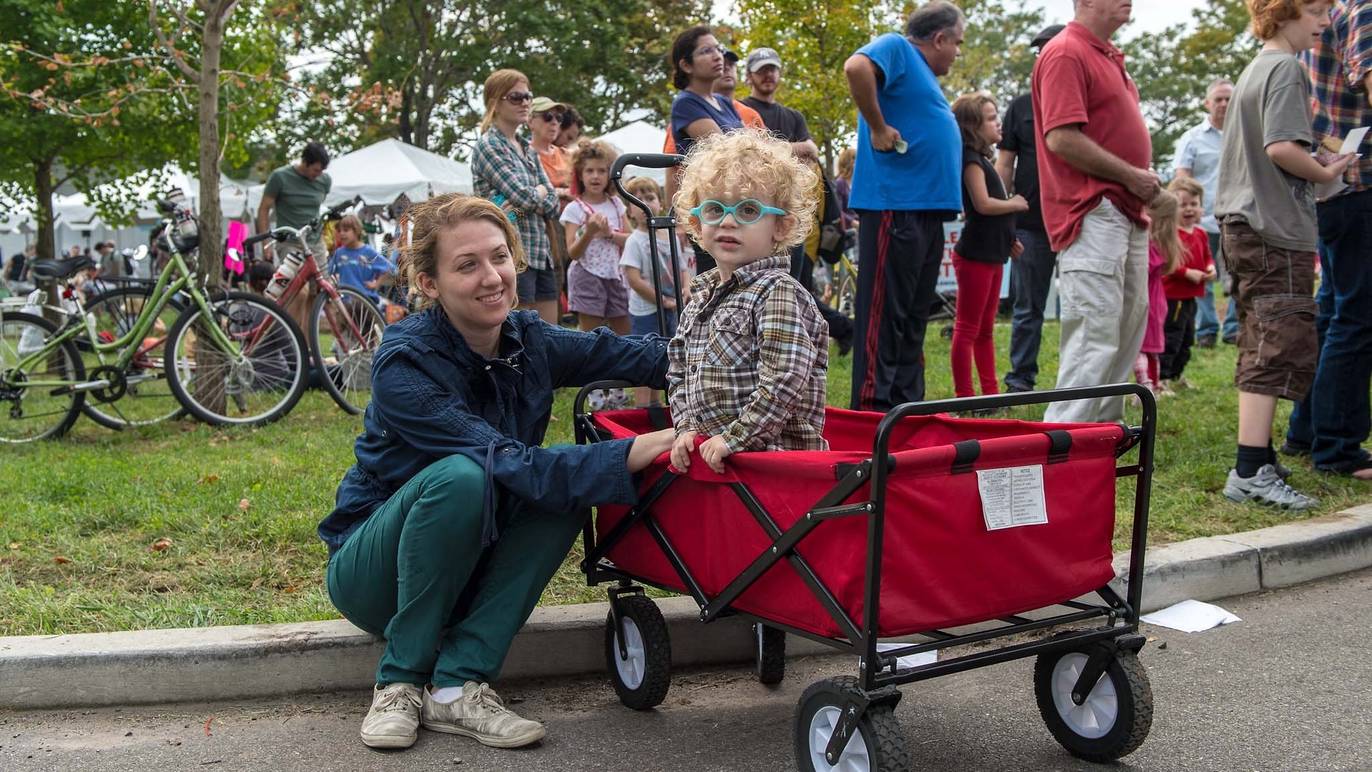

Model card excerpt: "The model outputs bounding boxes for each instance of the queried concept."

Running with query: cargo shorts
[1220,220,1318,400]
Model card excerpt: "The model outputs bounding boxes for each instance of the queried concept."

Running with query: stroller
[579,154,1157,771]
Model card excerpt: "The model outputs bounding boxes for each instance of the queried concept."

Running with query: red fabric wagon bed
[590,407,1126,640]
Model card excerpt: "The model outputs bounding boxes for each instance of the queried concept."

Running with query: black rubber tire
[603,593,671,710]
[1034,645,1153,762]
[794,676,909,772]
[830,266,857,319]
[79,287,186,430]
[309,286,385,416]
[0,311,85,442]
[755,623,786,685]
[164,291,309,427]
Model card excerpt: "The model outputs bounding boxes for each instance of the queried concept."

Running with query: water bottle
[266,250,306,300]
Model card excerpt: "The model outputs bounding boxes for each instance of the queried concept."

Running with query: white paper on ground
[875,642,938,669]
[1140,599,1241,633]
[977,464,1048,531]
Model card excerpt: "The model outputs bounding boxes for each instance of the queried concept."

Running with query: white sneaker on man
[421,681,546,748]
[1223,465,1317,510]
[360,682,423,749]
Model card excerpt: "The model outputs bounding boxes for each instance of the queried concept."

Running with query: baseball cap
[745,47,783,73]
[529,96,566,113]
[723,48,739,64]
[1030,24,1065,49]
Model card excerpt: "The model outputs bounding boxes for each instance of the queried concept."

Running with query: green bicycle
[0,198,311,442]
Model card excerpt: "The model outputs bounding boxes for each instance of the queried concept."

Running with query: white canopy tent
[596,121,670,184]
[322,138,473,207]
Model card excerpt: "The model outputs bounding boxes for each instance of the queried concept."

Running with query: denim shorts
[516,267,558,304]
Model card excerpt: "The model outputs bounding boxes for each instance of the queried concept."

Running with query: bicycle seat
[28,255,96,280]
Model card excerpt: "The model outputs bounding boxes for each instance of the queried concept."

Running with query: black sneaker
[1196,334,1216,349]
[835,335,853,357]
[1279,440,1312,457]
[1222,333,1238,345]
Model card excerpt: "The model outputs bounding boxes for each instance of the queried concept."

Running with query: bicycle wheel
[831,262,857,319]
[165,291,309,427]
[310,286,385,415]
[80,287,186,430]
[0,311,85,442]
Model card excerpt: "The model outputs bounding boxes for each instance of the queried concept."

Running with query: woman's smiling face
[418,219,518,338]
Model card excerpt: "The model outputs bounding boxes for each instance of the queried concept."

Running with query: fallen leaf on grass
[53,555,71,564]
[7,542,18,550]
[198,473,221,484]
[204,717,213,736]
[238,498,251,511]
[151,537,173,552]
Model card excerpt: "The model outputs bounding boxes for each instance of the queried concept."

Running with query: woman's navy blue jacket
[318,307,668,556]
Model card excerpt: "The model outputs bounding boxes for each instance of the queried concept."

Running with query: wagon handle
[610,153,686,340]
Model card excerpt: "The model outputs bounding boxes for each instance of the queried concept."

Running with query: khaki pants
[1043,199,1150,424]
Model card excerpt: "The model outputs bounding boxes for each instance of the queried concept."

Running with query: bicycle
[0,197,311,442]
[245,197,386,416]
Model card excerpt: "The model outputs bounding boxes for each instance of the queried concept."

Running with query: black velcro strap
[645,404,671,431]
[1044,430,1072,464]
[951,440,980,474]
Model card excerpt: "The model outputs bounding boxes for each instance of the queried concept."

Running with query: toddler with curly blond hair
[666,129,829,474]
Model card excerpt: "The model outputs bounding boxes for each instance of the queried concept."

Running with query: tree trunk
[399,82,414,144]
[33,157,55,262]
[193,2,232,416]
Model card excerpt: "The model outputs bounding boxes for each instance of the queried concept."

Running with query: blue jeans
[1286,190,1372,469]
[1004,228,1057,391]
[1196,230,1239,340]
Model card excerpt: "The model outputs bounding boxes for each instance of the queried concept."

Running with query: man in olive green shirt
[256,142,332,262]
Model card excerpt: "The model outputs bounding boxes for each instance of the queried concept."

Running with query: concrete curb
[3,505,1370,710]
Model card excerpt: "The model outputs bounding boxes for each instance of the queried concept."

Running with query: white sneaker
[360,682,422,749]
[421,682,546,748]
[1223,465,1317,510]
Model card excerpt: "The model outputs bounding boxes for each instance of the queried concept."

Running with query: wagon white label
[976,464,1048,531]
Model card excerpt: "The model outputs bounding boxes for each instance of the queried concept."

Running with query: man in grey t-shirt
[256,141,332,262]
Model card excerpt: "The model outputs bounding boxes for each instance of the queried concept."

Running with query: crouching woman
[317,194,675,751]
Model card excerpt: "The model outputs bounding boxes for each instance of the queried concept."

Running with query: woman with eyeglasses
[471,69,562,324]
[529,96,572,204]
[667,25,742,275]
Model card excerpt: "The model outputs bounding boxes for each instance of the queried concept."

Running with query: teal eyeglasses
[690,199,787,225]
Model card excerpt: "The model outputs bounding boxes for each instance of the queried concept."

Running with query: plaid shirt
[471,127,560,270]
[667,255,829,453]
[1303,1,1372,193]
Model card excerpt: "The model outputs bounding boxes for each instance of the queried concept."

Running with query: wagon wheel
[1033,644,1153,762]
[755,623,786,685]
[794,676,909,772]
[603,594,671,710]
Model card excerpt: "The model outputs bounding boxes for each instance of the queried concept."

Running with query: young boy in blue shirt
[329,214,391,305]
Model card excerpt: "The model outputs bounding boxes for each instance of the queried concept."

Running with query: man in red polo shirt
[1032,0,1160,423]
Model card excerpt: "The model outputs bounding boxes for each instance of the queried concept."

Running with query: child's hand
[1204,265,1217,282]
[587,214,610,237]
[1010,239,1024,259]
[1186,268,1205,284]
[662,297,677,310]
[670,431,698,472]
[698,435,733,474]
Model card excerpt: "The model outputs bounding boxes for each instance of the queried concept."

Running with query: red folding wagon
[573,385,1157,771]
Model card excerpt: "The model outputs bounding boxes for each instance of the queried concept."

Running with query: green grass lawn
[2,315,1368,636]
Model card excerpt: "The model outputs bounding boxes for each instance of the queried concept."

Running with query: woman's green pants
[326,454,584,687]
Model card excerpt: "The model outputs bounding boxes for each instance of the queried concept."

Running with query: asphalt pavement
[2,568,1369,772]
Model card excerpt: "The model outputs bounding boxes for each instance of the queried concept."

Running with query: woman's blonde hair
[569,139,619,198]
[1148,190,1184,275]
[480,69,528,134]
[951,91,998,158]
[836,147,856,182]
[400,193,527,311]
[672,128,820,252]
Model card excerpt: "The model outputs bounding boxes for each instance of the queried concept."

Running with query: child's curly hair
[673,128,819,252]
[1246,0,1324,41]
[569,139,619,197]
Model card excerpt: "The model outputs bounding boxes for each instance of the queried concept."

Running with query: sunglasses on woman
[503,91,533,104]
[536,111,565,122]
[690,199,787,225]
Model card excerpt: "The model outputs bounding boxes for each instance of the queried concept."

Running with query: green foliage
[283,0,709,161]
[1125,0,1256,169]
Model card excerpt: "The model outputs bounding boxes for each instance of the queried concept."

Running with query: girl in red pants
[950,92,1027,397]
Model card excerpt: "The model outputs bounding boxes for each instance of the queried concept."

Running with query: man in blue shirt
[1175,78,1237,347]
[843,1,964,411]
